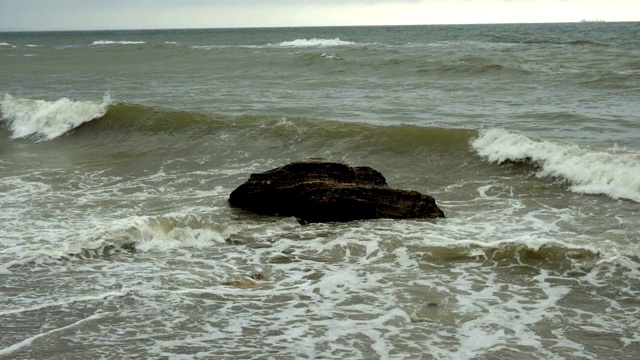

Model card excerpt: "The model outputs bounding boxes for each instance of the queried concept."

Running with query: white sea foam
[0,93,111,140]
[277,38,356,47]
[1,197,636,358]
[91,40,146,45]
[472,127,640,202]
[0,312,109,356]
[320,52,343,60]
[0,291,127,317]
[120,216,228,252]
[0,42,12,46]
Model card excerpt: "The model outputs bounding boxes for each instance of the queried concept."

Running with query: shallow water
[1,23,639,359]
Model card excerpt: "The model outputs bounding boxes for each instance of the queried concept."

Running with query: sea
[1,23,639,359]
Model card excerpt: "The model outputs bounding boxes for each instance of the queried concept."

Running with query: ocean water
[1,23,639,359]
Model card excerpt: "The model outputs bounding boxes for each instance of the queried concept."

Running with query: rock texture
[228,159,445,223]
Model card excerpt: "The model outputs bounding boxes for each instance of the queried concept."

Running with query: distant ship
[580,19,605,23]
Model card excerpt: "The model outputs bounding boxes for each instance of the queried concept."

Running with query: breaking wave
[0,94,111,141]
[471,127,640,202]
[91,40,146,45]
[276,38,356,47]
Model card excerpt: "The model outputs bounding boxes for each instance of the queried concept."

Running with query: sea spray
[471,127,640,202]
[0,93,111,141]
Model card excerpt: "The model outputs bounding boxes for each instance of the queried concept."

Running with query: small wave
[0,42,12,46]
[576,71,640,89]
[564,39,609,46]
[0,93,111,141]
[56,101,475,152]
[424,241,600,274]
[471,128,640,202]
[320,52,343,60]
[496,36,610,47]
[91,40,146,45]
[442,241,598,262]
[116,215,227,252]
[428,40,518,50]
[276,38,356,47]
[302,52,344,61]
[527,39,609,47]
[416,55,530,76]
[417,63,526,76]
[2,213,231,269]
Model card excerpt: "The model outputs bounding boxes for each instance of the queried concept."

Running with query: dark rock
[228,159,445,223]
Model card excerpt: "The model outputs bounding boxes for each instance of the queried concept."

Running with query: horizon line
[1,20,632,33]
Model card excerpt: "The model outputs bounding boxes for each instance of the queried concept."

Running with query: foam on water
[109,215,229,253]
[0,291,127,317]
[320,52,343,60]
[140,218,635,358]
[91,40,146,45]
[277,38,356,47]
[471,127,640,202]
[0,312,111,357]
[2,192,639,358]
[0,93,111,141]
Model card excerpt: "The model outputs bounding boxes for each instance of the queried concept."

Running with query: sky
[0,0,638,31]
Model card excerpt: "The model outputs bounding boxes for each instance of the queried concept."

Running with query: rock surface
[228,159,445,223]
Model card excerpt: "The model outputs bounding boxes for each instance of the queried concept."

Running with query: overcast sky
[0,0,637,31]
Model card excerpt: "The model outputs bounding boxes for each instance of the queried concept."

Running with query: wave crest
[0,94,111,141]
[471,128,640,202]
[91,40,146,45]
[277,38,356,47]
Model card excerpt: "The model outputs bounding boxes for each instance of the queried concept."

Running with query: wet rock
[228,159,445,223]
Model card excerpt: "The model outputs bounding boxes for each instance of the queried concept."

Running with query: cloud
[2,0,422,9]
[1,0,638,31]
[0,0,425,30]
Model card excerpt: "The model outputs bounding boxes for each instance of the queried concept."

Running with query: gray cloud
[0,1,636,31]
[0,0,422,30]
[2,0,422,9]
